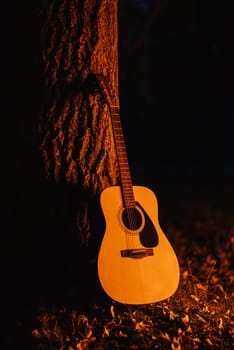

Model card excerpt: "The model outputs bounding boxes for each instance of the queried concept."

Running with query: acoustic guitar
[97,76,180,305]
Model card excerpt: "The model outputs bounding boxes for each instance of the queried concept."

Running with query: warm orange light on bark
[39,0,119,194]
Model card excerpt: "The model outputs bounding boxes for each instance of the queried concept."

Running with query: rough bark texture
[38,0,119,249]
[39,0,119,191]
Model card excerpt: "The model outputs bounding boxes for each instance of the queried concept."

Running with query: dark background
[1,0,234,308]
[118,0,234,185]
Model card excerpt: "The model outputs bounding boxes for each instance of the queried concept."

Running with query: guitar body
[97,185,180,305]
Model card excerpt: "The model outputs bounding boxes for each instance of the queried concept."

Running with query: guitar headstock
[96,74,119,108]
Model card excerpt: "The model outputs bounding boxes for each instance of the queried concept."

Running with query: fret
[120,170,131,176]
[121,183,133,187]
[122,191,134,196]
[123,198,135,202]
[123,200,136,206]
[120,175,131,179]
[114,133,124,138]
[110,106,119,111]
[117,146,126,149]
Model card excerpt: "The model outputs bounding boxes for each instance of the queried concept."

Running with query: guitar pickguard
[137,202,159,248]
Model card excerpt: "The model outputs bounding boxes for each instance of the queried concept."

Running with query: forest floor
[2,177,234,350]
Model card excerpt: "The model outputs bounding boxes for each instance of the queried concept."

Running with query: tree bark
[38,0,119,249]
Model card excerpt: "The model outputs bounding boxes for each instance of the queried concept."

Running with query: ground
[2,175,233,349]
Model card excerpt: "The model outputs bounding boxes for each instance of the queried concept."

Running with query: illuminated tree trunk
[39,0,119,250]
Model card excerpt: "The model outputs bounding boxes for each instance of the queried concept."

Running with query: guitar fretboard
[110,105,136,208]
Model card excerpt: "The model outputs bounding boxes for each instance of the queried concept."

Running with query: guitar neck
[110,105,135,208]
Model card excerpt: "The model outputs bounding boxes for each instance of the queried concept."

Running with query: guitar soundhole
[122,208,143,231]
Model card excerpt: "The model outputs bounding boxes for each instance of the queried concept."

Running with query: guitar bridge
[121,248,154,259]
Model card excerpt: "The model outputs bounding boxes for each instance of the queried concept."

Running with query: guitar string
[112,110,136,249]
[125,206,139,249]
[101,84,140,251]
[99,81,147,257]
[110,104,139,250]
[125,208,133,249]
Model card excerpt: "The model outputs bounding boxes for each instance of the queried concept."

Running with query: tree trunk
[38,0,119,251]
